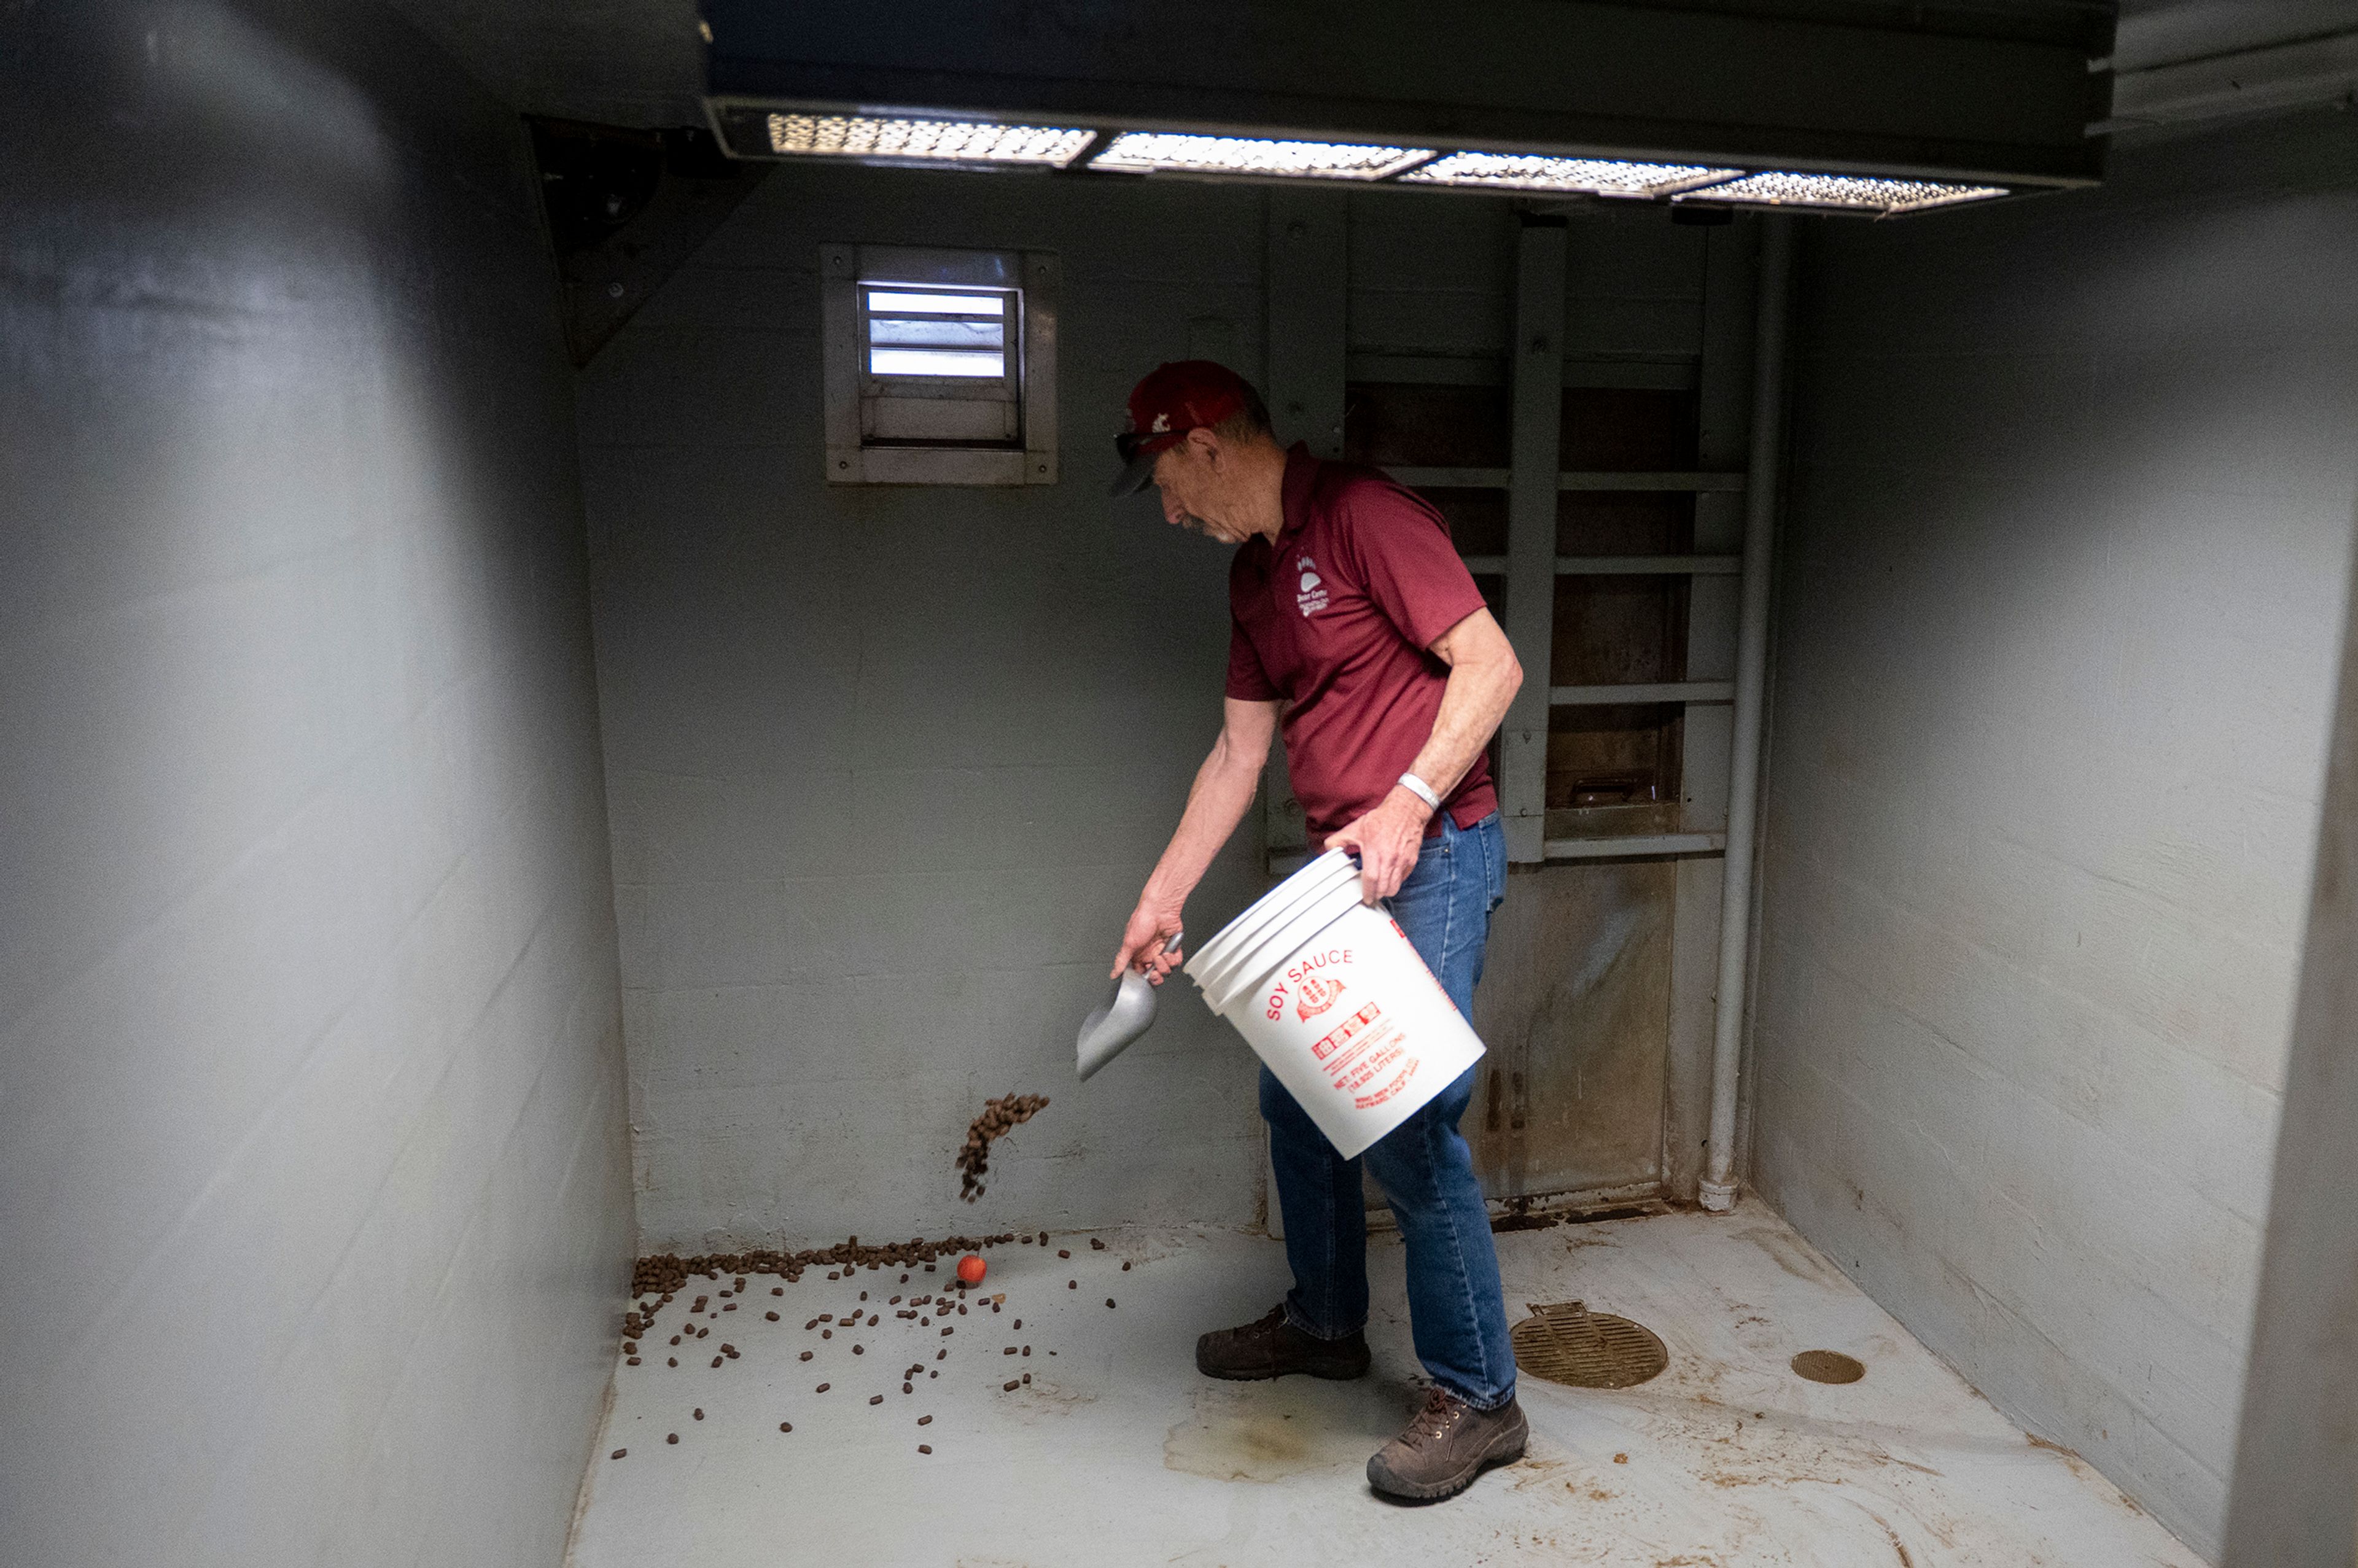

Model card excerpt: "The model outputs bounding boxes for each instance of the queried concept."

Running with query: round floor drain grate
[1510,1301,1667,1389]
[1791,1349,1866,1384]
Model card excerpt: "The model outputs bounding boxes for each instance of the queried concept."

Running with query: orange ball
[956,1254,987,1285]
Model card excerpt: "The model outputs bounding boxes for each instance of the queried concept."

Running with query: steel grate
[1510,1300,1668,1389]
[1791,1349,1866,1384]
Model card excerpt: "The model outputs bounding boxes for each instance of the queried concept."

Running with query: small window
[822,245,1058,486]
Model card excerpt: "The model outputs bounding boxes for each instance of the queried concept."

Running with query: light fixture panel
[1400,151,1741,198]
[765,112,1095,168]
[1089,131,1434,180]
[1675,171,2007,214]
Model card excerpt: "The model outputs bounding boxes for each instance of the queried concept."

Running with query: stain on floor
[1162,1378,1415,1483]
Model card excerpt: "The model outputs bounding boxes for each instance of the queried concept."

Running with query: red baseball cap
[1110,360,1253,497]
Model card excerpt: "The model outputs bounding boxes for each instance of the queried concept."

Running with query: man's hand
[1325,786,1433,904]
[1111,895,1186,985]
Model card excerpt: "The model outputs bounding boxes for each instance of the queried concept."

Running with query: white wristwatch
[1396,772,1441,812]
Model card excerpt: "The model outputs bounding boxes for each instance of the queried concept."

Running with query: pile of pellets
[608,1227,1123,1464]
[631,1232,1019,1298]
[956,1092,1051,1202]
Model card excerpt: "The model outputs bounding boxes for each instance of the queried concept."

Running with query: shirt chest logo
[1293,554,1329,618]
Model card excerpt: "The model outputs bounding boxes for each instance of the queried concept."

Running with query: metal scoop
[1077,932,1181,1081]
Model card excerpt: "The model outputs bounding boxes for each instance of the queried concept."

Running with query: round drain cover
[1791,1349,1865,1384]
[1510,1301,1667,1389]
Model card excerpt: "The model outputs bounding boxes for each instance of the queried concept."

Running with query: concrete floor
[567,1209,2203,1567]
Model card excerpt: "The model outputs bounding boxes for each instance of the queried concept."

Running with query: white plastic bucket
[1185,850,1486,1160]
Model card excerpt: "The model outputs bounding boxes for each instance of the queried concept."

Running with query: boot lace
[1398,1386,1469,1449]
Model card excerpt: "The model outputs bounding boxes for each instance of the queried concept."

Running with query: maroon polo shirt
[1226,444,1498,840]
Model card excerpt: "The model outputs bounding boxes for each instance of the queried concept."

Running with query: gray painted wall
[582,164,1280,1251]
[0,4,631,1562]
[1751,109,2358,1558]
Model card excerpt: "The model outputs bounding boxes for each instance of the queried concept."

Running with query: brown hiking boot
[1366,1387,1528,1501]
[1195,1304,1372,1382]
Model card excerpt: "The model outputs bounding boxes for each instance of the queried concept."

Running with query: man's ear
[1186,426,1222,467]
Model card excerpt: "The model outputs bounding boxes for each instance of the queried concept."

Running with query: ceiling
[387,0,2357,132]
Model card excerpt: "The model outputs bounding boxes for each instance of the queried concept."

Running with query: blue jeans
[1259,810,1517,1410]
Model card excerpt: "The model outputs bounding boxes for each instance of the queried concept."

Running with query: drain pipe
[1700,215,1795,1215]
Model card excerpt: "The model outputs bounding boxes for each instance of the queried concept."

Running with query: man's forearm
[1144,736,1263,908]
[1407,651,1520,802]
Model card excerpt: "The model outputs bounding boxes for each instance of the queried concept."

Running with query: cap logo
[1150,413,1170,432]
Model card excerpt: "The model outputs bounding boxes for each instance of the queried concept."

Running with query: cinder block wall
[0,4,632,1562]
[580,164,1281,1250]
[1751,109,2358,1557]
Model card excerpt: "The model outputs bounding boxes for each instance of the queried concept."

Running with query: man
[1107,360,1528,1502]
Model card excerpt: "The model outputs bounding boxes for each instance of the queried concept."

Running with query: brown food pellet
[1003,1379,1021,1391]
[936,1349,946,1360]
[711,1356,723,1367]
[800,1351,813,1361]
[1122,1260,1131,1271]
[822,1330,831,1338]
[903,1381,912,1393]
[626,1356,641,1365]
[612,1449,627,1459]
[854,1345,864,1355]
[1614,1453,1629,1464]
[1107,1298,1116,1308]
[1022,1346,1030,1356]
[1058,1249,1070,1259]
[930,1370,938,1378]
[1022,1373,1030,1385]
[766,1311,779,1321]
[670,1336,681,1346]
[1068,1281,1076,1289]
[918,1443,932,1454]
[693,1408,704,1420]
[956,1092,1051,1201]
[816,1383,830,1392]
[870,1394,884,1405]
[918,1414,933,1426]
[772,1287,783,1296]
[1091,1238,1106,1249]
[1003,1346,1016,1355]
[1013,1319,1021,1329]
[623,1340,638,1353]
[723,1303,736,1311]
[780,1422,792,1432]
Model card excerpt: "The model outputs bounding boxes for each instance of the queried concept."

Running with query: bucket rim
[1198,871,1368,1016]
[1186,851,1358,998]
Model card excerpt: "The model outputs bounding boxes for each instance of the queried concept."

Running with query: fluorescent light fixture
[1675,171,2007,214]
[766,112,1095,167]
[1401,151,1741,198]
[1090,131,1434,180]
